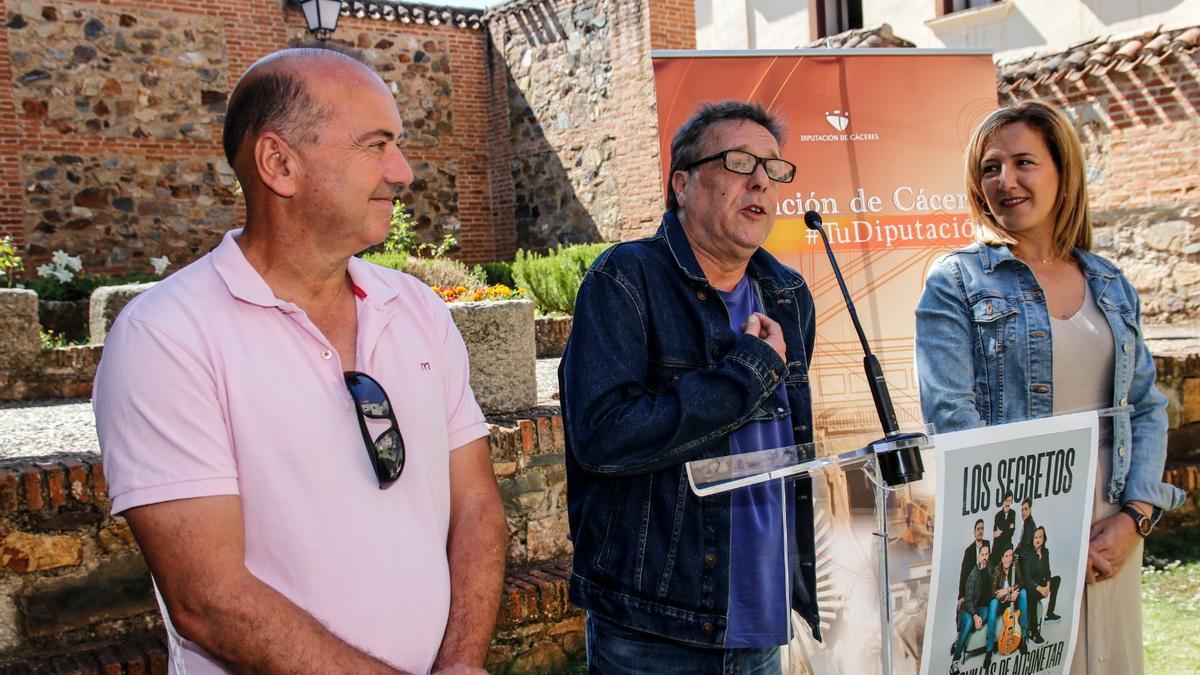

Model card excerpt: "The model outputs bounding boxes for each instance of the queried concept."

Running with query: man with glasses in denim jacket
[559,100,820,673]
[94,47,505,675]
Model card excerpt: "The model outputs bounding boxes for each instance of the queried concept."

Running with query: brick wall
[1000,45,1200,322]
[648,0,696,51]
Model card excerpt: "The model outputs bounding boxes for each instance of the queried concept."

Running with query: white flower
[36,263,54,278]
[51,268,73,283]
[65,254,82,271]
[150,255,170,275]
[50,250,70,266]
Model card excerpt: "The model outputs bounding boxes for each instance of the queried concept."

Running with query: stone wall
[0,0,506,270]
[1092,205,1200,322]
[488,0,693,251]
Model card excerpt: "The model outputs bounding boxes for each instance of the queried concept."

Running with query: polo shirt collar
[211,228,401,310]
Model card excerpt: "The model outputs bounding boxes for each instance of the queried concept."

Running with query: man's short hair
[222,44,369,171]
[666,100,786,211]
[1003,490,1014,501]
[974,518,985,529]
[1021,497,1033,508]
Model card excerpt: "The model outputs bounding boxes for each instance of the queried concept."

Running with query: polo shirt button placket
[321,349,333,361]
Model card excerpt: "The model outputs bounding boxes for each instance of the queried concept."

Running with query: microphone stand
[803,210,925,485]
[804,211,928,675]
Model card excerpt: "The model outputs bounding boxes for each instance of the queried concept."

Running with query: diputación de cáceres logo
[798,109,881,142]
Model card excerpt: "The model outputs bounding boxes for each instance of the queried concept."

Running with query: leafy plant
[0,235,23,288]
[383,201,457,258]
[511,242,611,315]
[40,329,69,349]
[403,257,487,290]
[479,261,515,288]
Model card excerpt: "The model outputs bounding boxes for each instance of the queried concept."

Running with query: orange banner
[653,51,997,442]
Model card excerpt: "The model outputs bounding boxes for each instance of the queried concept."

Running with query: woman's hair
[965,100,1091,258]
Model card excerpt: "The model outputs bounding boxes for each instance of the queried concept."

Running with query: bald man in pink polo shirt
[93,47,506,675]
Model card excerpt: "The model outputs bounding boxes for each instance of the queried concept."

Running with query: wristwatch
[1119,504,1159,537]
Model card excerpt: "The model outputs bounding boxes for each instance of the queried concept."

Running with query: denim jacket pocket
[646,360,702,394]
[592,480,628,572]
[969,294,1018,360]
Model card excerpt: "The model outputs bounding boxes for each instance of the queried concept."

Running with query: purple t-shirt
[718,274,797,648]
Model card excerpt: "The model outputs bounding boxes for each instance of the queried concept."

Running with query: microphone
[804,210,924,485]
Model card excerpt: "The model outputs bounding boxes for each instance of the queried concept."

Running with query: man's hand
[973,615,983,630]
[957,597,964,612]
[742,312,786,361]
[1038,584,1049,598]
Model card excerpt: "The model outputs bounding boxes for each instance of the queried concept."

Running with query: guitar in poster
[921,413,1098,675]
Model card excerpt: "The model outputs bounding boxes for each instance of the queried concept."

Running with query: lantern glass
[300,0,341,36]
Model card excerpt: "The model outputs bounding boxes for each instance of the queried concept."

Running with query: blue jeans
[586,614,782,675]
[987,591,1028,650]
[954,606,991,661]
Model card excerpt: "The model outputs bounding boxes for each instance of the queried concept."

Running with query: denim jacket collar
[661,210,807,293]
[978,241,1120,281]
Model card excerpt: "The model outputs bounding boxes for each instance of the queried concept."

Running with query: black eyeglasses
[344,371,406,489]
[683,149,797,183]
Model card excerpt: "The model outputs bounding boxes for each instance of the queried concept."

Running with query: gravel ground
[0,358,565,461]
[0,398,100,460]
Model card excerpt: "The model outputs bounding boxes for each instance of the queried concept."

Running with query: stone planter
[448,299,537,414]
[90,282,157,344]
[0,288,40,369]
[38,298,89,343]
[534,315,572,358]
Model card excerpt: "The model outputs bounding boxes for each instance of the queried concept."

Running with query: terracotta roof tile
[803,23,916,50]
[289,1,485,30]
[997,24,1200,86]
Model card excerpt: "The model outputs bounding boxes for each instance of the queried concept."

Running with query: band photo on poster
[921,412,1099,675]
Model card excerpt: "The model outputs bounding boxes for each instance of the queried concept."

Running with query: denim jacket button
[1118,446,1126,457]
[701,623,715,636]
[712,347,723,358]
[704,552,718,567]
[696,288,708,301]
[1123,342,1129,353]
[1120,397,1128,406]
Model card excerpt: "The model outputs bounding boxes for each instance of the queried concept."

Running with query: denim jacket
[915,242,1184,511]
[558,211,820,647]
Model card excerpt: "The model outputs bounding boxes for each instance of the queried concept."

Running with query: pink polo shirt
[94,229,488,674]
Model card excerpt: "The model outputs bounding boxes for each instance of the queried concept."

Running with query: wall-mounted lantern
[299,0,342,40]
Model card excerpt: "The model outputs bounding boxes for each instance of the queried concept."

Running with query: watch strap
[1120,504,1152,536]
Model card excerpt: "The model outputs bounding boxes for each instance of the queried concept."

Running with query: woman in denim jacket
[915,100,1184,674]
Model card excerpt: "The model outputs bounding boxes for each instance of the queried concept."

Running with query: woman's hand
[1087,512,1141,582]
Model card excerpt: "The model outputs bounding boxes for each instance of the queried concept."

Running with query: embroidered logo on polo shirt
[419,362,431,371]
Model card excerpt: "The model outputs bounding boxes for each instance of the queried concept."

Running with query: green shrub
[479,261,515,288]
[511,242,611,315]
[361,251,484,290]
[28,272,159,302]
[359,251,408,272]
